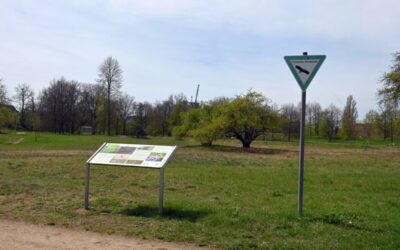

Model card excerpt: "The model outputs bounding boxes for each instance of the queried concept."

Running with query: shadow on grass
[184,144,293,155]
[121,205,211,222]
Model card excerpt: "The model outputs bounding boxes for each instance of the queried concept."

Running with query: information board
[88,143,177,168]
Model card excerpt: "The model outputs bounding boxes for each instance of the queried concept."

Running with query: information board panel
[88,143,177,168]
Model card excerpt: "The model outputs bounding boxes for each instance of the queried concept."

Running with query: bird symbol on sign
[295,65,310,75]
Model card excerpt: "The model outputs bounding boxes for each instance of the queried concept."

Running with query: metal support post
[159,167,165,215]
[298,90,306,216]
[84,163,90,210]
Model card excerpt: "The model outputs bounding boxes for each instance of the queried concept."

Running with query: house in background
[80,126,93,135]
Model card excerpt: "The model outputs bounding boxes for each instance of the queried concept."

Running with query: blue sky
[1,0,399,118]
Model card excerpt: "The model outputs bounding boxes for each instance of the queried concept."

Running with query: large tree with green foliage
[173,103,222,146]
[218,91,278,148]
[167,94,189,130]
[341,95,358,140]
[0,106,14,131]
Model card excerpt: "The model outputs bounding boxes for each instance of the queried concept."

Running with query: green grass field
[0,133,399,249]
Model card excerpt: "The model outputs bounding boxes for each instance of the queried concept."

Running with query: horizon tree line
[0,52,399,147]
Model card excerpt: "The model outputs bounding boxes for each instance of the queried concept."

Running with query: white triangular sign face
[290,60,318,85]
[284,55,326,91]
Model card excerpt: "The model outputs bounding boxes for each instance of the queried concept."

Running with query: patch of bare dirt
[305,146,400,157]
[0,220,213,250]
[177,145,297,160]
[0,150,93,158]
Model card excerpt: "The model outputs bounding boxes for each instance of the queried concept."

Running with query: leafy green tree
[0,79,13,131]
[218,90,278,148]
[173,104,222,146]
[167,94,189,130]
[0,106,14,132]
[341,95,358,140]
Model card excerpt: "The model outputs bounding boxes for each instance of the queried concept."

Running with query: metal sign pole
[84,163,90,209]
[84,142,107,210]
[298,90,306,216]
[284,52,325,216]
[159,167,165,214]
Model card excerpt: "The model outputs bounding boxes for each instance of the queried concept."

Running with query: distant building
[80,126,93,135]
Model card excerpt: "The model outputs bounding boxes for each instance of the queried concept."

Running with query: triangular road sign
[284,55,326,91]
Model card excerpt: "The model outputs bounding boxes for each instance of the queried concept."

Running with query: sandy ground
[0,220,211,250]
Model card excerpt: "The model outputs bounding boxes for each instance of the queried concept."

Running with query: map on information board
[88,143,177,168]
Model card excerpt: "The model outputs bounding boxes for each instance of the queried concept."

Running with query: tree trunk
[201,141,212,146]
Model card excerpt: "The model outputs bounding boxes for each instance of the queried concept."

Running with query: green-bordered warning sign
[284,55,326,91]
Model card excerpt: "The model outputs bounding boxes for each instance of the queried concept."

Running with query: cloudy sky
[1,0,399,118]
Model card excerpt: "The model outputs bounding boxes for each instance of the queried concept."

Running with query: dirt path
[0,220,211,250]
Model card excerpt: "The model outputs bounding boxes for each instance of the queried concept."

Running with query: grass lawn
[0,132,399,249]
